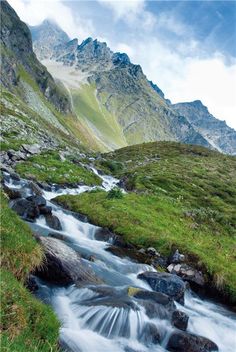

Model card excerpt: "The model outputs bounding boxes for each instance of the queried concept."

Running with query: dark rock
[137,271,186,304]
[139,322,161,346]
[167,263,205,287]
[39,205,52,215]
[94,227,114,242]
[37,181,52,192]
[26,195,46,207]
[48,232,68,241]
[11,198,40,221]
[25,275,39,293]
[169,249,185,264]
[45,213,62,230]
[29,181,43,196]
[166,331,218,352]
[106,245,150,263]
[2,184,21,199]
[131,288,175,310]
[34,236,101,286]
[171,310,189,331]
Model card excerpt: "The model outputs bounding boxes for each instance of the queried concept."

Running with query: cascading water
[3,171,236,352]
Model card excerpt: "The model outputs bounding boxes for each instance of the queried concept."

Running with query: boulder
[22,144,41,155]
[94,227,114,242]
[167,263,205,287]
[39,205,52,215]
[11,198,40,222]
[146,247,160,257]
[128,287,175,310]
[26,195,46,207]
[34,236,101,286]
[45,213,62,230]
[3,184,21,199]
[171,310,189,331]
[137,271,186,304]
[166,331,218,352]
[29,182,43,196]
[139,322,161,346]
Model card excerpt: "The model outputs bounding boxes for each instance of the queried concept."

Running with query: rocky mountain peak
[30,18,70,60]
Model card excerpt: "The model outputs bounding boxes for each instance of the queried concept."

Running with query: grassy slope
[16,151,102,185]
[0,191,59,351]
[55,142,236,303]
[71,83,127,151]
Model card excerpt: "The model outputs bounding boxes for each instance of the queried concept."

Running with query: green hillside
[55,142,236,303]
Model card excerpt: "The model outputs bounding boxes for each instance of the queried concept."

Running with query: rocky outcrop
[34,236,101,286]
[0,1,70,114]
[30,19,70,60]
[172,101,236,155]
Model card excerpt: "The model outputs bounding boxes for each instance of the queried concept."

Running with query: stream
[3,171,236,352]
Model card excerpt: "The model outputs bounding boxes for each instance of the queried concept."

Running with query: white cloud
[98,0,156,30]
[8,0,94,40]
[124,38,236,129]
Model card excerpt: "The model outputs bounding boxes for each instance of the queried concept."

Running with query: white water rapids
[4,171,236,352]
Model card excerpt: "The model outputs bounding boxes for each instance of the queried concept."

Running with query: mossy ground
[55,142,236,303]
[16,151,102,186]
[0,191,60,351]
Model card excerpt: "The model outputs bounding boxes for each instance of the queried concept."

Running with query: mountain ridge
[30,19,236,154]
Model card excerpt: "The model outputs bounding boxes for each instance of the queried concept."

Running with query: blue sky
[9,0,236,129]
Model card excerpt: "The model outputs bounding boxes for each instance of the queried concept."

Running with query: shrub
[107,187,123,199]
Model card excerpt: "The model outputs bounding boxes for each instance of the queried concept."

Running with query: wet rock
[37,181,52,192]
[171,310,189,331]
[139,322,161,346]
[128,287,175,310]
[34,236,101,286]
[29,181,43,196]
[106,245,150,263]
[45,213,62,230]
[48,232,68,241]
[39,205,52,215]
[94,227,114,242]
[169,249,185,264]
[166,331,218,352]
[137,271,186,304]
[26,195,46,207]
[2,184,21,199]
[167,263,205,287]
[11,198,40,222]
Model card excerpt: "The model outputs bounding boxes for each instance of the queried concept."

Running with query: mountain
[30,21,235,154]
[30,25,213,152]
[0,1,70,113]
[172,101,236,155]
[0,0,98,154]
[30,19,70,60]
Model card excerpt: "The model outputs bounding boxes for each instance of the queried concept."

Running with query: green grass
[0,191,60,351]
[72,83,127,151]
[16,151,102,185]
[55,142,236,303]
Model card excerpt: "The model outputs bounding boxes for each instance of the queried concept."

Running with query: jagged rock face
[0,1,70,114]
[30,19,70,60]
[172,101,236,155]
[29,19,235,154]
